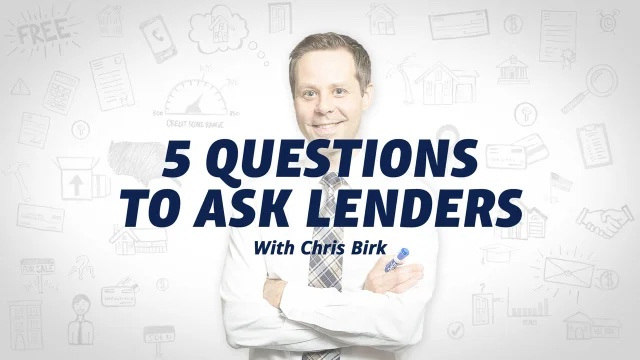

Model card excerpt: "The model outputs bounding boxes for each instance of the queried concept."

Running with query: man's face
[73,299,90,315]
[293,49,373,145]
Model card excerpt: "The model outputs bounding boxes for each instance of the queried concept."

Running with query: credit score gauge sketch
[164,79,228,115]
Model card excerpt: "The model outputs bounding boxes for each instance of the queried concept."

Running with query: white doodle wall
[1,0,639,359]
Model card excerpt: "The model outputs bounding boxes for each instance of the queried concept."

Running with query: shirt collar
[302,148,366,190]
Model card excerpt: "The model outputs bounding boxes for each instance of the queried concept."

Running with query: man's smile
[310,120,346,135]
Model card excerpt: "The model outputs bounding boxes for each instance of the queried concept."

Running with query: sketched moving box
[55,157,111,200]
[101,286,136,306]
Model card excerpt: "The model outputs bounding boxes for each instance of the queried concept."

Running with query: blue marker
[384,248,410,272]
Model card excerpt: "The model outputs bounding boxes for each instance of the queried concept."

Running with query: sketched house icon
[497,55,529,84]
[109,226,168,255]
[367,4,397,35]
[497,201,547,240]
[414,62,478,105]
[564,312,621,340]
[209,16,234,43]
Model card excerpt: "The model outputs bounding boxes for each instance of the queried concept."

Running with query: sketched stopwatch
[597,9,620,33]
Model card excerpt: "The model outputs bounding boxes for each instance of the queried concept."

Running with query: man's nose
[315,95,335,114]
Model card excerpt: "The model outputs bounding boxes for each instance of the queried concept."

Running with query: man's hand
[263,278,288,309]
[364,255,424,294]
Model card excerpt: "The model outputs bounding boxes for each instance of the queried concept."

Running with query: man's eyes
[302,90,317,99]
[334,88,348,96]
[300,88,348,99]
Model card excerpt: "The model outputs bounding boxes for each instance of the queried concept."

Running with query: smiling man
[220,33,439,360]
[290,39,372,164]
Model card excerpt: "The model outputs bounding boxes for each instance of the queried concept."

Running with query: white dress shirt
[220,150,439,360]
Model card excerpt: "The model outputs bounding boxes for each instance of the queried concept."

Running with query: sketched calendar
[90,53,135,111]
[577,123,613,169]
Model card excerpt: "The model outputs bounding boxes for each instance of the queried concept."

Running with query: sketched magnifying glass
[562,64,617,114]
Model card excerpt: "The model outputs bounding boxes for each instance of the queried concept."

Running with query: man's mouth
[311,120,345,129]
[310,120,345,135]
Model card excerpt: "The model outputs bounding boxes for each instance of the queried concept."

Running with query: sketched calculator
[43,71,79,115]
[140,16,177,64]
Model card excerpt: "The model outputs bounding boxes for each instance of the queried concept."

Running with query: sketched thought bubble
[189,5,249,54]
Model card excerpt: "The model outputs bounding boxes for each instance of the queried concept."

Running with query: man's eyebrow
[297,82,351,89]
[296,83,318,89]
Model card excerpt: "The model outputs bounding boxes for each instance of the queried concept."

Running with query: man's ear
[361,83,374,110]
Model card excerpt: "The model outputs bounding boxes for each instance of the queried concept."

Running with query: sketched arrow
[69,175,84,196]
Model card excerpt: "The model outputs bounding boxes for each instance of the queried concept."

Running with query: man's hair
[72,294,91,309]
[289,32,371,97]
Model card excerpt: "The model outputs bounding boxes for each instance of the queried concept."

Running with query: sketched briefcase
[543,258,594,288]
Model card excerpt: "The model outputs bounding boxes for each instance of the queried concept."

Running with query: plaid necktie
[302,172,346,360]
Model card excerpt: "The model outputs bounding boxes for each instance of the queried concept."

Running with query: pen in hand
[384,248,410,272]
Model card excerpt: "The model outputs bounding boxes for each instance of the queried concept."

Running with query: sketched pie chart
[165,79,228,115]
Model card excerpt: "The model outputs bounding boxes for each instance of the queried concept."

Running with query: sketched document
[429,10,490,40]
[18,113,49,149]
[539,10,577,62]
[90,54,135,111]
[577,123,612,169]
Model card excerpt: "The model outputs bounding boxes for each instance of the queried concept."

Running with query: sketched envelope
[543,258,594,288]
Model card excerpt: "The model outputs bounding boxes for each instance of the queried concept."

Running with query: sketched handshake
[576,205,634,239]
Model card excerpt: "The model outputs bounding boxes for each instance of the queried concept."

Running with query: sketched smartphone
[139,15,177,64]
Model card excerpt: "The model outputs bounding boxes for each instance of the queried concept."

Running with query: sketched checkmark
[448,322,464,339]
[450,324,461,335]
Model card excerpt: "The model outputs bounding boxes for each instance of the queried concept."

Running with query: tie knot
[319,172,346,193]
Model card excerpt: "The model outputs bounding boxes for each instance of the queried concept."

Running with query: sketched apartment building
[564,312,621,340]
[497,55,529,84]
[9,301,43,350]
[498,201,547,240]
[414,62,478,105]
[109,226,168,255]
[97,5,123,37]
[210,16,233,43]
[367,4,397,35]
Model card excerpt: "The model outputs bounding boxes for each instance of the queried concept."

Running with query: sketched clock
[164,79,228,115]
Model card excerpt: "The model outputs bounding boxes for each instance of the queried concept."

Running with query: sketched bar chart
[506,288,550,317]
